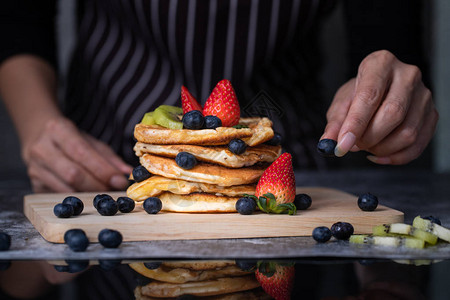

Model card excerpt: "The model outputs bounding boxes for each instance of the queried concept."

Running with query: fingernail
[350,145,360,152]
[334,132,356,157]
[367,155,392,164]
[110,175,129,190]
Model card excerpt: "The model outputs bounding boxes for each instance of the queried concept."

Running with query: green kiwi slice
[141,112,156,125]
[153,105,183,129]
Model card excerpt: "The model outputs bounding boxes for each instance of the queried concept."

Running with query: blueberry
[423,216,442,225]
[331,222,354,240]
[0,232,11,251]
[265,132,283,146]
[182,110,204,129]
[357,193,378,211]
[64,229,89,252]
[144,262,162,269]
[132,165,151,183]
[228,139,247,155]
[143,197,162,214]
[294,194,312,210]
[97,198,118,216]
[317,139,337,157]
[99,259,122,271]
[62,196,84,216]
[235,197,256,215]
[235,259,256,271]
[93,194,113,210]
[98,229,123,248]
[54,265,70,272]
[175,152,197,170]
[117,196,135,213]
[53,203,74,218]
[312,226,332,243]
[65,260,89,273]
[0,261,11,271]
[203,115,222,129]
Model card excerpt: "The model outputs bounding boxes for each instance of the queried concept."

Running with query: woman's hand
[322,50,438,165]
[23,116,132,192]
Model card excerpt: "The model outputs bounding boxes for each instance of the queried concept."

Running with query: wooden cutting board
[23,187,403,243]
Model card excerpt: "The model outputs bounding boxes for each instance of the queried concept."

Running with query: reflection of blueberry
[0,232,11,251]
[203,115,222,129]
[99,259,122,271]
[228,139,247,155]
[424,216,442,225]
[331,222,354,240]
[294,194,312,210]
[358,193,378,211]
[97,198,118,216]
[317,139,337,157]
[182,110,204,129]
[235,197,256,215]
[64,229,89,252]
[176,295,196,300]
[62,196,84,216]
[0,260,11,271]
[54,265,70,272]
[134,273,152,286]
[312,226,332,243]
[66,260,89,273]
[117,197,135,213]
[235,259,256,271]
[132,166,151,183]
[98,229,123,248]
[265,132,283,146]
[144,262,162,269]
[93,194,113,210]
[143,197,162,214]
[175,152,197,170]
[53,203,74,218]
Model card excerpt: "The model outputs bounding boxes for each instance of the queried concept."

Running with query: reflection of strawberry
[181,86,202,114]
[255,262,295,300]
[253,152,296,214]
[203,79,240,127]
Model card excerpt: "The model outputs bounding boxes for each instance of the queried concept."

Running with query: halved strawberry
[203,79,240,127]
[181,86,202,114]
[255,261,295,300]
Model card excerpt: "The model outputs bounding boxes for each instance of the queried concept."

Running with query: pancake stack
[131,261,271,299]
[126,117,281,213]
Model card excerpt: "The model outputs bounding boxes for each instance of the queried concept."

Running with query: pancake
[134,143,281,168]
[134,117,273,146]
[134,287,270,300]
[158,192,240,213]
[127,176,256,201]
[137,275,259,298]
[140,154,264,186]
[129,262,251,284]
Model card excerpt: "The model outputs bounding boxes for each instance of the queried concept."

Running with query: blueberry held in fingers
[143,197,162,214]
[132,165,151,183]
[62,196,84,216]
[98,229,123,248]
[357,193,378,211]
[64,229,89,252]
[317,139,337,157]
[54,203,74,218]
[175,152,197,170]
[117,196,135,213]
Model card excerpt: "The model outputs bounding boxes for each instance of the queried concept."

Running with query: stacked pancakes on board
[126,79,281,213]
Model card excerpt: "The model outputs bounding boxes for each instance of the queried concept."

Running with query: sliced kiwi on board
[373,223,438,245]
[153,105,183,129]
[350,235,425,249]
[413,216,450,243]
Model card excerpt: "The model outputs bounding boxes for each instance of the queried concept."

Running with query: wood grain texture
[23,187,403,243]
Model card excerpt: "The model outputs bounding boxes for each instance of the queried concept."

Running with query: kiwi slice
[413,216,450,243]
[153,105,183,129]
[141,112,156,125]
[350,234,425,249]
[373,223,438,245]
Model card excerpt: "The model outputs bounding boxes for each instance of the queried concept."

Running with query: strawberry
[181,86,202,114]
[255,262,295,300]
[203,79,240,127]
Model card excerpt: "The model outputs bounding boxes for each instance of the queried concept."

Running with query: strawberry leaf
[257,196,268,212]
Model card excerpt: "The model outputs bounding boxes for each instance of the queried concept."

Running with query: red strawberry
[181,86,202,114]
[203,79,240,127]
[255,152,296,205]
[255,262,295,300]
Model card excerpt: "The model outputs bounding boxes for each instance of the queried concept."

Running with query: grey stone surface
[1,170,449,261]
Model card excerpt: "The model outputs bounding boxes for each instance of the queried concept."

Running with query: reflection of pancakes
[140,154,265,187]
[134,117,273,146]
[134,143,281,168]
[127,176,256,201]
